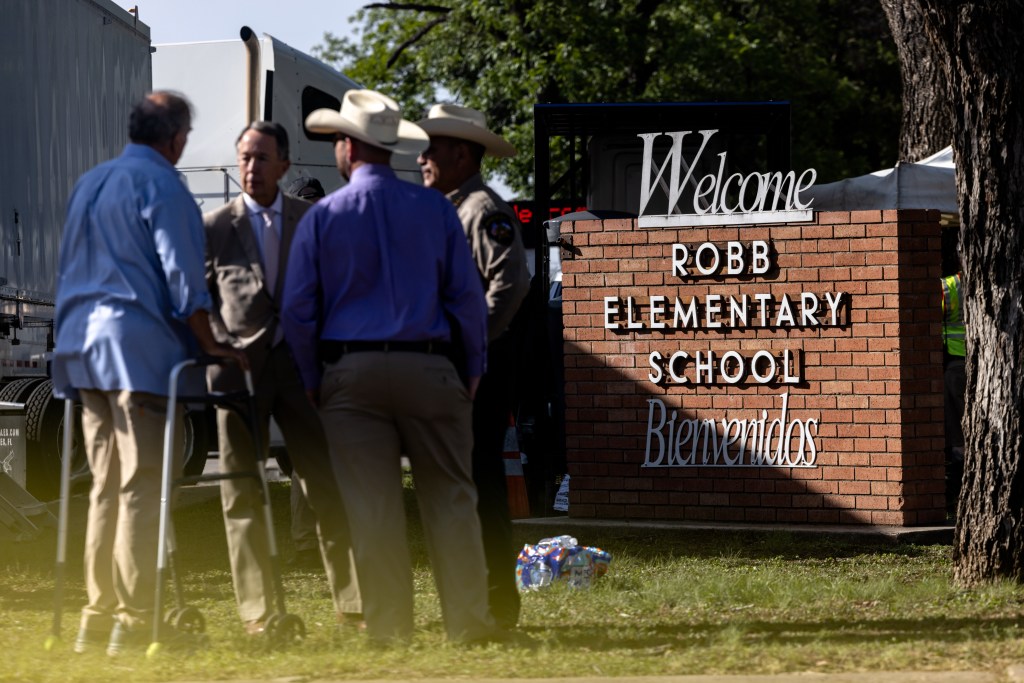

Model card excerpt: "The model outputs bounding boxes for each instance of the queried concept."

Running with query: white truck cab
[153,27,421,213]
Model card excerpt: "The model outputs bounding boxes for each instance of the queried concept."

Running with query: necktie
[261,208,279,293]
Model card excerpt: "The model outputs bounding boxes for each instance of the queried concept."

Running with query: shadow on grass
[533,614,1024,650]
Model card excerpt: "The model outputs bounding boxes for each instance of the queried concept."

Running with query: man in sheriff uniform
[417,104,530,629]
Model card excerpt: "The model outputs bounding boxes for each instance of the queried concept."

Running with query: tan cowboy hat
[305,89,428,156]
[416,104,515,158]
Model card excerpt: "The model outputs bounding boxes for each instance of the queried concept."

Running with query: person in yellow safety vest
[942,273,965,357]
[941,272,966,512]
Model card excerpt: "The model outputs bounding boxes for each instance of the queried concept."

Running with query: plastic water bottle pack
[515,535,612,592]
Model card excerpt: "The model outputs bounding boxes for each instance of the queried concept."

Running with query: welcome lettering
[637,130,817,220]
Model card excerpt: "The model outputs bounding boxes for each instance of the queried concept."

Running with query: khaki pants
[318,351,495,643]
[79,390,182,631]
[218,343,360,622]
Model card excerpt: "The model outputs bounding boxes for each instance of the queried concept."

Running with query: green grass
[3,480,1024,681]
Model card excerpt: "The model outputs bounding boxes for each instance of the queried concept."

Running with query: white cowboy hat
[305,89,428,156]
[416,104,515,158]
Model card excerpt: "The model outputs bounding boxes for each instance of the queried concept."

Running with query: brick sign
[560,208,946,526]
[603,236,846,469]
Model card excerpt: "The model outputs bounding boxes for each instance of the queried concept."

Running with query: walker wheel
[171,606,206,634]
[265,613,305,647]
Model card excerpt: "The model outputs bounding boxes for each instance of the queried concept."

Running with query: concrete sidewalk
[514,515,955,545]
[169,671,1015,683]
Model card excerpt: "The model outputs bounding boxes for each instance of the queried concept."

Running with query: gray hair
[236,120,290,161]
[128,91,192,146]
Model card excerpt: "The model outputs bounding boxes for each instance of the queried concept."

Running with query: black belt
[319,340,452,364]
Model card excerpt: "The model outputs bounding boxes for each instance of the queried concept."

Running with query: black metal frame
[533,101,792,251]
[518,101,793,515]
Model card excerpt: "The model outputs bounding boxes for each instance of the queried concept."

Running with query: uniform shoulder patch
[483,213,516,246]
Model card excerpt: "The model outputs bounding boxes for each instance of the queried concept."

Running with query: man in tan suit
[204,121,360,635]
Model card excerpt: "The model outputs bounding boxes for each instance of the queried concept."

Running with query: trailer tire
[24,379,55,442]
[0,376,46,404]
[23,380,87,501]
[0,376,27,392]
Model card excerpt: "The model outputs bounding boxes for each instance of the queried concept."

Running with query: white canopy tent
[805,146,958,215]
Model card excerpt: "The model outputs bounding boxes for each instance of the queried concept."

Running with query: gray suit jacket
[204,192,311,392]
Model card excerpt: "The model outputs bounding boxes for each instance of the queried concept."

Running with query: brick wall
[559,210,946,526]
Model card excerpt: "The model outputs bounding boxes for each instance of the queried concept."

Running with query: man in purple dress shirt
[280,89,497,645]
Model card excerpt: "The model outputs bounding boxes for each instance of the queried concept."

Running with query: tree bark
[909,0,1024,587]
[878,0,952,161]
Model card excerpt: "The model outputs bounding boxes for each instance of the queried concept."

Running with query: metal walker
[47,357,305,655]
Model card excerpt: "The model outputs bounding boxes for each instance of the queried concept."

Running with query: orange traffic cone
[503,413,530,519]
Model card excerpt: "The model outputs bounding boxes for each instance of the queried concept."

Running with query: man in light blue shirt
[53,91,245,655]
[282,89,495,645]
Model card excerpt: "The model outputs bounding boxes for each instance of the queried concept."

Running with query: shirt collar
[446,172,486,203]
[349,163,397,184]
[241,190,283,216]
[122,143,178,172]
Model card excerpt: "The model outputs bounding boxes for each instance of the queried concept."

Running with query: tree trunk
[909,0,1024,587]
[878,0,952,161]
